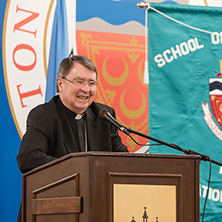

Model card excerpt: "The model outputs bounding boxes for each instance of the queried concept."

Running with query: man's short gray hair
[56,55,98,92]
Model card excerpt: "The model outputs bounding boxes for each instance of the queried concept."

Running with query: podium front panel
[22,152,200,222]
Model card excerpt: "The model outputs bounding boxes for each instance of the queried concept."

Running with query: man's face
[57,62,97,114]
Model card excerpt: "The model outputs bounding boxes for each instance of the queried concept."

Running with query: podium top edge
[56,151,201,160]
[66,151,201,158]
[22,152,201,176]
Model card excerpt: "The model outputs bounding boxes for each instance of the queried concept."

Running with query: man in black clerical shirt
[17,55,128,221]
[17,55,128,172]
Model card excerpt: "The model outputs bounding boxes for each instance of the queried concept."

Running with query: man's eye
[89,81,96,86]
[76,80,84,84]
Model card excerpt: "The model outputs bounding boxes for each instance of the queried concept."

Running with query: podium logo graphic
[202,77,222,141]
[130,207,159,222]
[113,184,176,222]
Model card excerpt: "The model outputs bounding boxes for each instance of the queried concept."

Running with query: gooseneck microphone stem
[99,109,222,166]
[126,127,222,166]
[126,127,186,153]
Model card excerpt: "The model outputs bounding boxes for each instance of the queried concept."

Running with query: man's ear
[57,77,63,92]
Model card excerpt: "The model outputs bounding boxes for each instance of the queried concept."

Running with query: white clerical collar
[75,113,85,120]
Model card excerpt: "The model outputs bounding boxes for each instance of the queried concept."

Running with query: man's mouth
[77,95,89,100]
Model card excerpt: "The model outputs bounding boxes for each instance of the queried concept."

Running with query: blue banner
[45,0,69,102]
[148,3,222,221]
[0,0,21,221]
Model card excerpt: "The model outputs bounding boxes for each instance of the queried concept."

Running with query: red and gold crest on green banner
[76,30,148,152]
[209,78,222,128]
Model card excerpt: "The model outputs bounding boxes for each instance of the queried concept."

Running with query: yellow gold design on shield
[102,56,128,86]
[138,59,148,85]
[120,90,146,119]
[105,90,116,104]
[80,32,92,47]
[129,36,139,46]
[128,52,140,64]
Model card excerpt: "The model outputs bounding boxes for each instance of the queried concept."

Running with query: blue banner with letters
[148,3,222,221]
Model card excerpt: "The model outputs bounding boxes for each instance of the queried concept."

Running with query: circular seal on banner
[3,0,56,137]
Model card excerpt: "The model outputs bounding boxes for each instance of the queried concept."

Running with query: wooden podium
[22,152,200,222]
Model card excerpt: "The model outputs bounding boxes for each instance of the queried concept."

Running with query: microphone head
[99,109,108,118]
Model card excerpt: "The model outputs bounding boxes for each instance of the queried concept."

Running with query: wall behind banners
[0,0,219,221]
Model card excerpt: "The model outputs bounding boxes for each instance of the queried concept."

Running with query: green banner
[148,3,222,221]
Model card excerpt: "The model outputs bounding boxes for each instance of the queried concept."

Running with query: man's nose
[80,82,90,91]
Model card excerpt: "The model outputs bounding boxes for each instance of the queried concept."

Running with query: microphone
[99,110,130,135]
